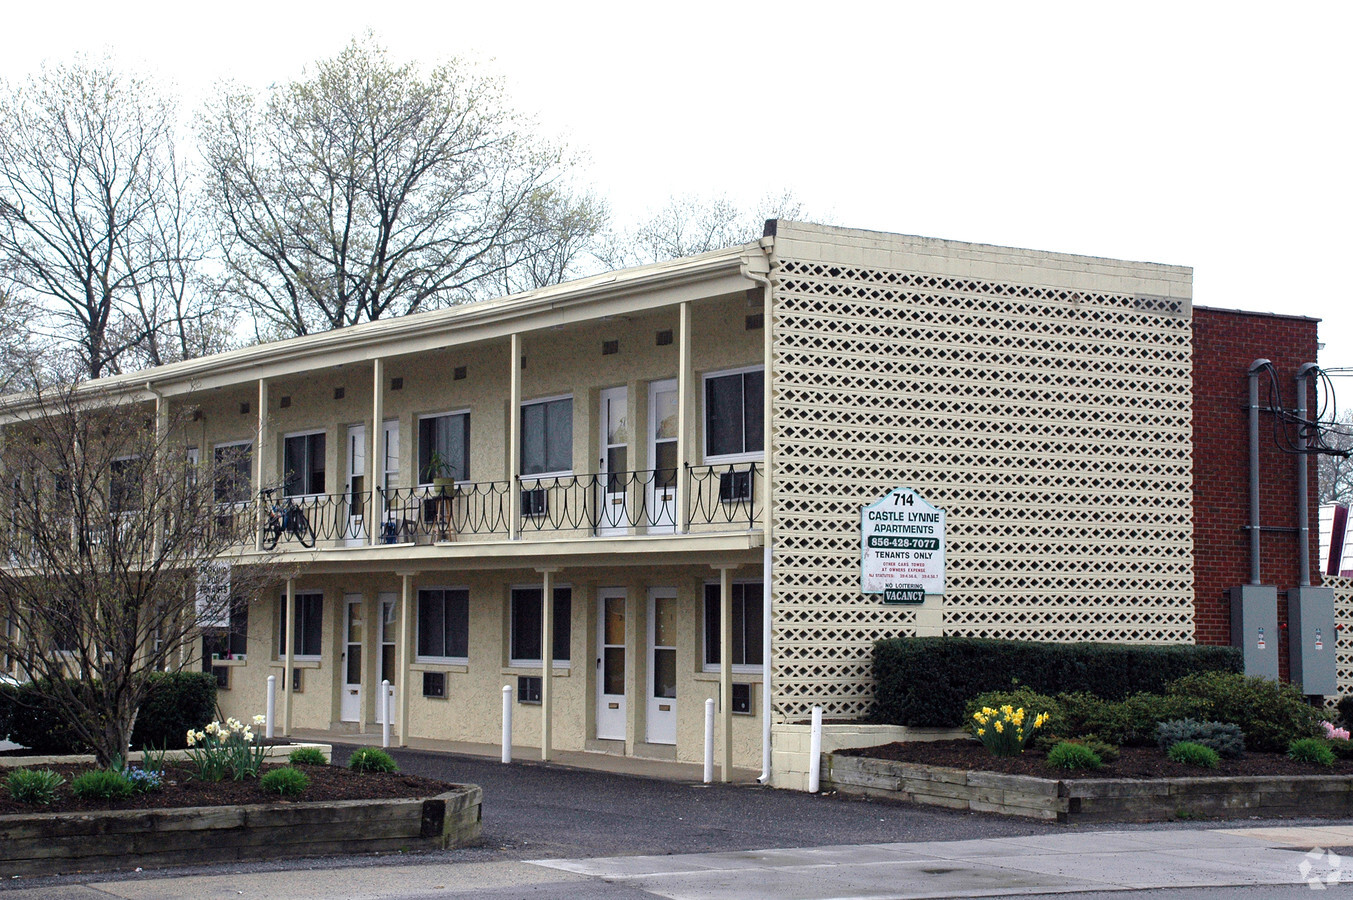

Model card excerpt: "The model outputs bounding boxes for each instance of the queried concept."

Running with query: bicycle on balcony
[258,483,316,550]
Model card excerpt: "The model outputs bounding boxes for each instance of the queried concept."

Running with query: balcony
[235,462,762,552]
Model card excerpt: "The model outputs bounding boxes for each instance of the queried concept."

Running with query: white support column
[760,268,775,784]
[282,578,295,737]
[717,565,734,782]
[397,572,413,747]
[509,333,523,540]
[255,379,269,552]
[539,567,556,761]
[677,302,693,534]
[370,358,385,546]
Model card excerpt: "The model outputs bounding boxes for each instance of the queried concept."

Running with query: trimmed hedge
[873,637,1242,728]
[0,672,216,755]
[130,672,217,750]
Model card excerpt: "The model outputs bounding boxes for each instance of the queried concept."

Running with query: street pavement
[2,743,1352,899]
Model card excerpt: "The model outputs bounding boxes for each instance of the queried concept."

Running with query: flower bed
[827,741,1353,823]
[0,762,482,876]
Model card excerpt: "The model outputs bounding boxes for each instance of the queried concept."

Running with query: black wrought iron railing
[239,463,762,549]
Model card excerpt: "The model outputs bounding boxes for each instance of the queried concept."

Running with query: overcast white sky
[5,1,1351,375]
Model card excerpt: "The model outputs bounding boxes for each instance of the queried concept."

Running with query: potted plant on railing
[423,451,458,495]
[423,451,459,541]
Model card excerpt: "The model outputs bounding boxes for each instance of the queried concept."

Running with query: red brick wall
[1191,307,1322,679]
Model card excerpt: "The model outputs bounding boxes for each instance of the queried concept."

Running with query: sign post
[861,488,946,602]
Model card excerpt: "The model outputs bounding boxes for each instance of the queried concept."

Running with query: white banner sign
[861,488,946,600]
[196,563,232,627]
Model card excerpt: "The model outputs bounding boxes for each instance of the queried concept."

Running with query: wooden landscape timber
[825,753,1353,823]
[0,785,483,877]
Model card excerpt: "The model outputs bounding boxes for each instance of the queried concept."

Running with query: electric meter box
[1288,585,1336,696]
[1229,585,1278,681]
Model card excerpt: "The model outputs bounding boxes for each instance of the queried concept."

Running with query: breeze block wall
[767,222,1195,720]
[1190,306,1322,679]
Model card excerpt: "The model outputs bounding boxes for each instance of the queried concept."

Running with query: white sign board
[196,563,232,627]
[861,488,946,600]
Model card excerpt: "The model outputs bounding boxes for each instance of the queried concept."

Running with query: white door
[376,593,397,725]
[596,588,626,740]
[598,387,629,536]
[648,380,677,532]
[341,595,363,722]
[345,424,367,545]
[646,588,677,745]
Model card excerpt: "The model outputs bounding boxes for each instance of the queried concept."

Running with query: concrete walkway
[533,826,1353,898]
[290,727,763,783]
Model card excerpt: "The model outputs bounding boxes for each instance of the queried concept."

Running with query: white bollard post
[502,685,513,764]
[808,705,823,793]
[265,675,276,740]
[381,679,391,749]
[704,698,716,784]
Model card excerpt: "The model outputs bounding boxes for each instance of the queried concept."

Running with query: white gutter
[742,238,775,785]
[8,244,760,411]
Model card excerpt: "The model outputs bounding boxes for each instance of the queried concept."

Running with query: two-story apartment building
[6,221,1336,788]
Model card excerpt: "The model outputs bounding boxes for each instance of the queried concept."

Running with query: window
[521,397,572,476]
[202,599,249,663]
[212,441,253,503]
[277,592,323,659]
[283,432,326,496]
[417,588,469,662]
[109,456,142,513]
[703,581,764,671]
[704,368,764,460]
[418,412,470,483]
[509,586,571,666]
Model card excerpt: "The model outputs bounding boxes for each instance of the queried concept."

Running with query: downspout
[742,241,774,784]
[1248,360,1270,585]
[1296,363,1318,587]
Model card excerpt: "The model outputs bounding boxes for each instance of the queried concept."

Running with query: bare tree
[201,34,605,338]
[0,58,225,379]
[0,383,282,765]
[1320,410,1353,506]
[599,190,811,269]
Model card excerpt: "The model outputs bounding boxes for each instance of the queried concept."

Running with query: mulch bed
[838,739,1353,779]
[0,762,456,816]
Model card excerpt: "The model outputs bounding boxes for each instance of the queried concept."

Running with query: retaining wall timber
[0,785,482,877]
[825,754,1353,823]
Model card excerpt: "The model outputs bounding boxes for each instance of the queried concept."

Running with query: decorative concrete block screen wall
[767,223,1195,720]
[1331,575,1353,705]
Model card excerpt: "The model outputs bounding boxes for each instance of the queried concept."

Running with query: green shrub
[6,768,65,805]
[872,637,1240,727]
[131,672,218,750]
[0,680,92,754]
[348,747,398,774]
[1288,738,1336,767]
[260,766,310,797]
[1337,696,1353,728]
[288,747,328,766]
[1166,672,1324,753]
[1168,741,1220,768]
[1046,742,1103,770]
[0,672,216,755]
[1062,735,1120,763]
[1063,692,1209,747]
[71,769,134,801]
[1156,719,1245,759]
[1328,738,1353,760]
